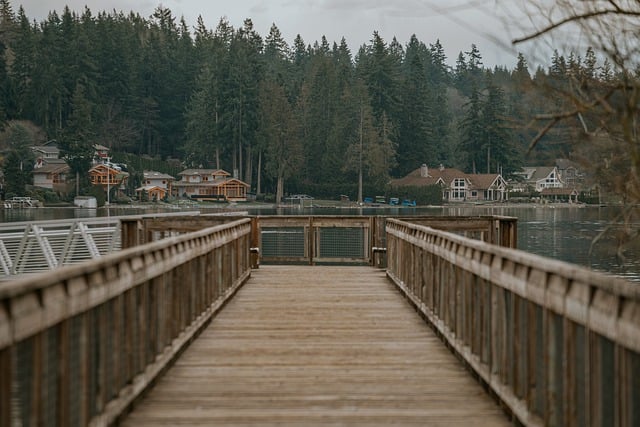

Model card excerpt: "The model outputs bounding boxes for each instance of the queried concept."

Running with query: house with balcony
[390,164,507,202]
[173,169,250,202]
[89,164,129,196]
[31,143,60,163]
[135,171,175,201]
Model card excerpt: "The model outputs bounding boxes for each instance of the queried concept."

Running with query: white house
[390,164,508,202]
[513,166,564,192]
[142,171,175,191]
[135,171,176,201]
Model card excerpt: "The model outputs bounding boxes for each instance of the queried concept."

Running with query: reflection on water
[2,204,639,282]
[441,205,640,282]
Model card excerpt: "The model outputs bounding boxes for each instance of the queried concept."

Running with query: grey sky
[15,0,524,67]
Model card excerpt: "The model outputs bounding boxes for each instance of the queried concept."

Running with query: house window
[452,178,466,200]
[471,191,477,198]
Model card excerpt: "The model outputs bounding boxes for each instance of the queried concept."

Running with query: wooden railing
[0,218,252,427]
[385,219,640,427]
[121,214,518,267]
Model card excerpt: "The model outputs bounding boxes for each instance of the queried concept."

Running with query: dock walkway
[122,265,510,426]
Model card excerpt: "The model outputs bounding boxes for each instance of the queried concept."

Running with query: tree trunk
[257,151,262,195]
[244,146,252,187]
[232,146,237,178]
[358,105,363,203]
[238,104,243,181]
[487,145,491,174]
[358,168,363,203]
[215,107,220,170]
[276,175,284,205]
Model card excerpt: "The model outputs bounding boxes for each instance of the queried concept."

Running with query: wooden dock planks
[121,265,511,426]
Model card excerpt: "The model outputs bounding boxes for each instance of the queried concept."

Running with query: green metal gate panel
[261,227,305,258]
[317,227,365,259]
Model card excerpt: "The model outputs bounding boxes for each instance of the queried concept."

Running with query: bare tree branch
[512,7,640,44]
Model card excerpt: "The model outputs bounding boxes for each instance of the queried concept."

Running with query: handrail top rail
[0,217,251,300]
[253,214,516,220]
[0,210,203,231]
[133,213,518,223]
[387,218,640,300]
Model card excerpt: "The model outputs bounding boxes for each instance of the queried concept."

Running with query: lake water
[2,204,639,282]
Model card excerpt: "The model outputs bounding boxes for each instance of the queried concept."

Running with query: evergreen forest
[0,1,621,200]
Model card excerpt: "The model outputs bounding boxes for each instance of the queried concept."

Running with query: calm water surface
[2,204,639,282]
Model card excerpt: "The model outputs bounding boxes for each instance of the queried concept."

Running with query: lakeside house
[33,163,70,192]
[32,141,71,192]
[135,171,175,201]
[512,166,564,192]
[93,144,110,162]
[31,143,60,163]
[173,169,250,202]
[89,164,129,196]
[390,164,508,202]
[540,187,580,203]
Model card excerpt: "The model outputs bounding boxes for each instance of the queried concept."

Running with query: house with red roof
[390,164,507,202]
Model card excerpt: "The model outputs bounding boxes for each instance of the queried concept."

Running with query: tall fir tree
[2,123,33,196]
[258,78,302,202]
[395,35,433,176]
[59,82,95,194]
[458,84,484,173]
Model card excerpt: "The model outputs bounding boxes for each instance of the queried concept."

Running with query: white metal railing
[0,212,207,278]
[0,217,122,277]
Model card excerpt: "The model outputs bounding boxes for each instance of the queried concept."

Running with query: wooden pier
[121,265,510,426]
[1,214,639,426]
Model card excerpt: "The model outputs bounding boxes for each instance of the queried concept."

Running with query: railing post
[120,219,141,249]
[250,217,260,269]
[308,217,314,266]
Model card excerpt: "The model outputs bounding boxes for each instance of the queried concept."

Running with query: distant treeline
[0,1,615,197]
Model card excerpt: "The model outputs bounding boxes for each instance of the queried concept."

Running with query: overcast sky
[15,0,529,67]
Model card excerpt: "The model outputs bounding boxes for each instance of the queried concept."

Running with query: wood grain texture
[121,265,510,426]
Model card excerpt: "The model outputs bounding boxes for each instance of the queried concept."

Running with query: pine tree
[59,83,95,194]
[359,32,399,124]
[482,78,519,174]
[583,47,597,79]
[184,64,220,168]
[458,84,484,173]
[225,19,263,185]
[395,35,433,176]
[8,7,34,118]
[2,123,33,196]
[344,79,396,201]
[259,79,302,202]
[264,23,290,86]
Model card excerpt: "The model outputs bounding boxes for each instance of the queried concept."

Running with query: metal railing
[385,219,640,427]
[0,218,122,278]
[0,218,252,427]
[0,212,210,279]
